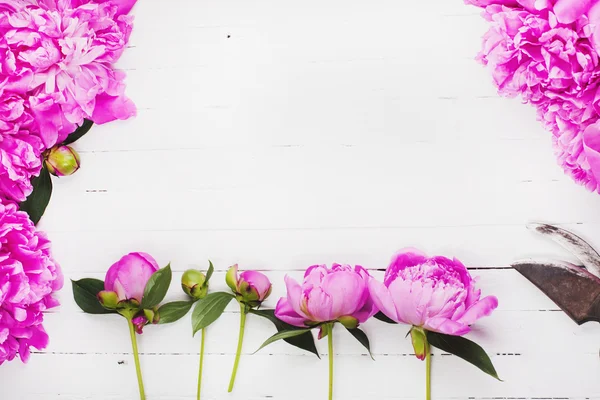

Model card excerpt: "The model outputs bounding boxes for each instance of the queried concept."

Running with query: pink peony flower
[100,252,159,304]
[0,0,137,148]
[473,0,600,193]
[368,249,498,337]
[0,200,63,364]
[275,264,377,329]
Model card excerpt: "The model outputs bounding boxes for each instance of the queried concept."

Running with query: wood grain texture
[3,0,600,398]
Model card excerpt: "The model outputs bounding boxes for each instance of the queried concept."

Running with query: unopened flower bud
[181,269,208,299]
[45,145,81,176]
[225,264,272,308]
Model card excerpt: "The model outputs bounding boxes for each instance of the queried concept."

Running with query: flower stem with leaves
[72,254,173,400]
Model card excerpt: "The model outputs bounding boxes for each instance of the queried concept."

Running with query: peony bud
[45,145,81,176]
[181,269,208,300]
[225,264,272,308]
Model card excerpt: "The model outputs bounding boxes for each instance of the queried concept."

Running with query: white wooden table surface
[3,1,600,399]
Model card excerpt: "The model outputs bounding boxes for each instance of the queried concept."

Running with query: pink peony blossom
[0,200,63,364]
[275,264,377,329]
[0,0,137,148]
[368,249,498,336]
[472,0,600,193]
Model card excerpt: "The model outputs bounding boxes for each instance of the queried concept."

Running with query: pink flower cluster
[466,0,600,192]
[0,201,63,364]
[0,0,137,364]
[0,0,136,202]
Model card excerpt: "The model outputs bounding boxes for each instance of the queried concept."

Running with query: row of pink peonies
[0,0,137,365]
[103,248,498,349]
[465,0,600,193]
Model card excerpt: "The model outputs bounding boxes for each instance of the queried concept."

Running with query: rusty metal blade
[512,260,600,325]
[527,223,600,278]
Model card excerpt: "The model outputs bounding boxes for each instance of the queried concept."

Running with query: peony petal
[305,287,333,322]
[387,278,416,325]
[91,93,136,124]
[424,317,470,336]
[321,270,363,319]
[554,0,593,24]
[274,297,307,327]
[284,275,307,320]
[367,278,399,323]
[457,296,499,325]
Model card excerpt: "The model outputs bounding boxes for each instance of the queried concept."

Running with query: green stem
[327,323,334,400]
[228,304,247,392]
[197,328,206,400]
[127,319,146,400]
[425,338,431,400]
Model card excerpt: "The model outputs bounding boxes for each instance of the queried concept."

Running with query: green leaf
[19,166,52,225]
[346,326,374,360]
[72,278,115,314]
[61,119,94,145]
[191,292,234,335]
[374,311,397,324]
[205,260,214,283]
[250,309,320,358]
[157,300,194,324]
[425,331,501,381]
[141,263,172,309]
[255,328,313,354]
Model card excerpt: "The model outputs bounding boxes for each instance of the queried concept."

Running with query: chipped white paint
[3,0,600,398]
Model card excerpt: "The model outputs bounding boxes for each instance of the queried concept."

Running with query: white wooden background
[3,0,600,399]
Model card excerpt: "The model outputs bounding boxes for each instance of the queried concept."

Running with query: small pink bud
[45,145,81,177]
[225,265,272,308]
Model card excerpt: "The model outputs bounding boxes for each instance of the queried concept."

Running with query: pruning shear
[511,223,600,326]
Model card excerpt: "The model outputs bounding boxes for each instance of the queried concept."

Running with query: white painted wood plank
[3,353,599,399]
[39,310,600,357]
[44,223,600,271]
